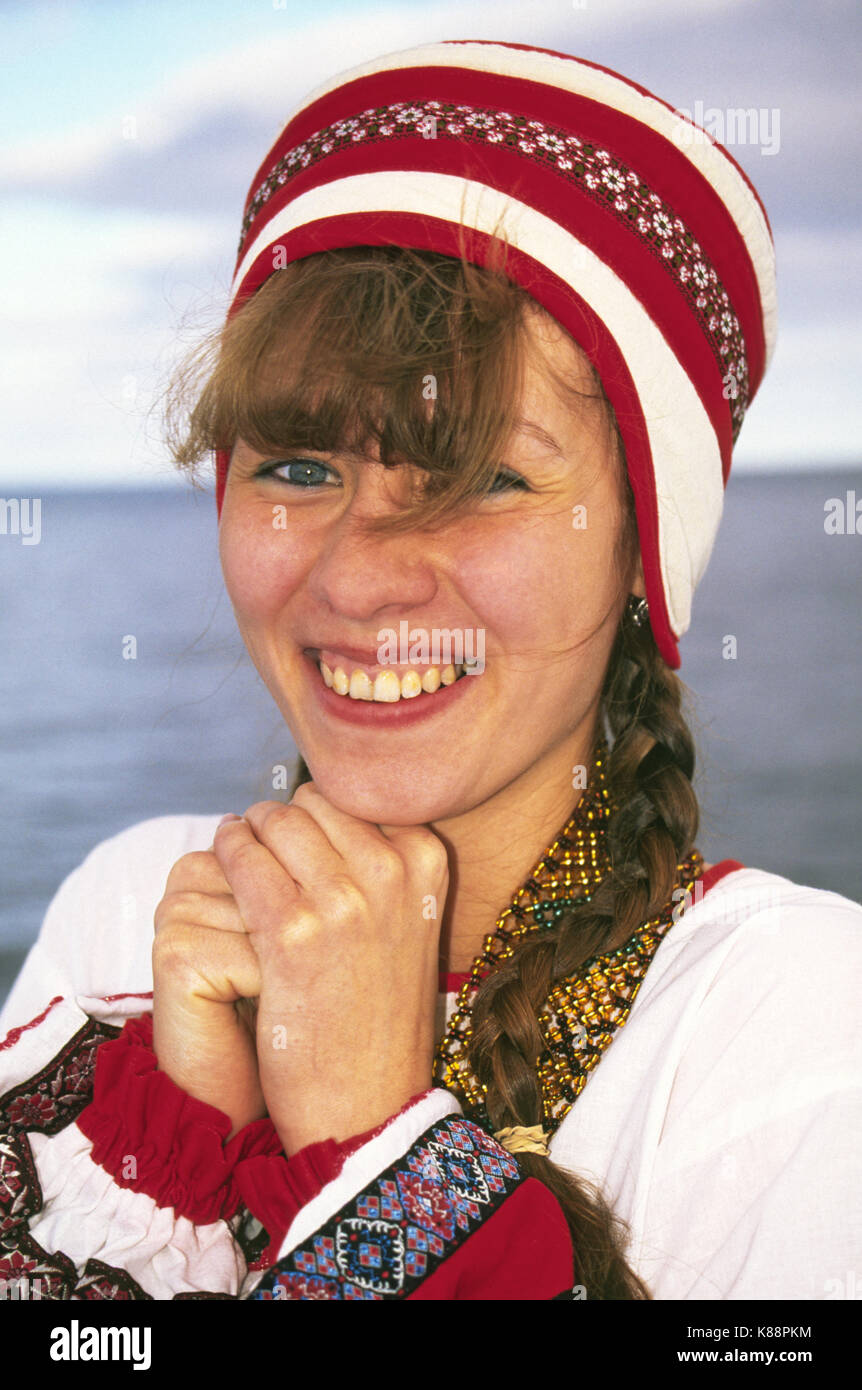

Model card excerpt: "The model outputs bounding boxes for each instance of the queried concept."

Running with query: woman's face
[219,308,640,826]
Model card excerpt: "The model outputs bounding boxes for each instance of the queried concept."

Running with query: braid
[287,614,699,1300]
[467,611,699,1299]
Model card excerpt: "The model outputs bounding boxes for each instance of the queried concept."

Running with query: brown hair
[165,241,699,1300]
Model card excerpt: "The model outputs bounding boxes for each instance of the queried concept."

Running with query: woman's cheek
[460,524,621,687]
[454,525,575,649]
[219,505,310,617]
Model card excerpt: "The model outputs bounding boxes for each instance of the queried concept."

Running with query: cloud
[1,0,858,485]
[0,0,756,210]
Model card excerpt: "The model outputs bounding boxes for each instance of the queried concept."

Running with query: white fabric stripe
[260,41,775,364]
[26,1124,245,1300]
[233,171,724,639]
[0,993,150,1093]
[274,1088,461,1264]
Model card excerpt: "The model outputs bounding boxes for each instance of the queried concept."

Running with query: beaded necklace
[432,740,704,1134]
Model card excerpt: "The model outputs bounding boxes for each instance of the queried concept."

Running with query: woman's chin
[298,765,469,827]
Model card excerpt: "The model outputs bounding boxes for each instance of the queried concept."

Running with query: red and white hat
[215,39,777,668]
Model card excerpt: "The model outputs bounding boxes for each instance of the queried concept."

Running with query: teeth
[323,661,473,702]
[400,670,422,700]
[349,669,374,701]
[373,670,401,702]
[421,668,441,694]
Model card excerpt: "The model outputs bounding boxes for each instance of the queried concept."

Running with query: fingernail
[218,813,241,827]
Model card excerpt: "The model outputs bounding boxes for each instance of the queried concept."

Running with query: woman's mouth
[302,648,481,726]
[320,658,472,702]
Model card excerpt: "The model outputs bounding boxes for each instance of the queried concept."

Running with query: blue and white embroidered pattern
[252,1115,524,1300]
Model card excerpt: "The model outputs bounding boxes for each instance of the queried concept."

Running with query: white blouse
[2,813,860,1300]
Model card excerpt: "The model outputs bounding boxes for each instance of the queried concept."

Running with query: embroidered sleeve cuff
[75,1013,283,1225]
[233,1088,439,1259]
[247,1100,579,1299]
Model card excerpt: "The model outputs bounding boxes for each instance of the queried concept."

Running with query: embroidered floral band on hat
[214,39,777,668]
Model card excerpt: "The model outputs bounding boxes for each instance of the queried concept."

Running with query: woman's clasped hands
[152,782,450,1152]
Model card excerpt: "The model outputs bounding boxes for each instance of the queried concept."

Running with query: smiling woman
[182,249,640,828]
[1,37,860,1307]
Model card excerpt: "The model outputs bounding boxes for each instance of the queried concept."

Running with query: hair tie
[494,1124,551,1157]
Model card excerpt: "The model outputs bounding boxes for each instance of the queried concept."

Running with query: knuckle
[152,921,195,975]
[153,889,207,932]
[164,850,218,892]
[290,781,315,805]
[320,875,366,921]
[365,846,403,888]
[283,905,320,942]
[408,831,449,878]
[250,799,289,828]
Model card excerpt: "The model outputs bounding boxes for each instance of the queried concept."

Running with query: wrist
[152,1003,267,1136]
[270,1075,431,1155]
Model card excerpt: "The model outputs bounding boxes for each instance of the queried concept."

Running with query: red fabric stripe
[98,990,154,1003]
[218,210,679,665]
[699,858,745,893]
[232,1139,346,1268]
[215,445,229,513]
[0,995,64,1051]
[237,133,732,479]
[76,1013,283,1226]
[408,1175,574,1300]
[441,39,774,239]
[239,65,764,396]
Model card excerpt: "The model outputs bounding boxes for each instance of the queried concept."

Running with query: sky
[1,0,860,489]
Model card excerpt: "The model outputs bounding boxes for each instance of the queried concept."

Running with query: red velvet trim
[408,1175,574,1300]
[699,858,744,893]
[233,1141,344,1265]
[98,990,153,1004]
[76,1015,283,1225]
[76,1013,439,1249]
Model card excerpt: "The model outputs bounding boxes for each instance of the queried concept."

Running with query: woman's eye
[487,469,529,494]
[259,458,340,487]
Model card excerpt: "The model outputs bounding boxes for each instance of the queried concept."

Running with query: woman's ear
[629,551,646,600]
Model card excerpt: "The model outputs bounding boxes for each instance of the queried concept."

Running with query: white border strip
[276,1087,461,1261]
[233,171,724,639]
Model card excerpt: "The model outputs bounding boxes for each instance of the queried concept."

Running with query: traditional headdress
[214,39,776,668]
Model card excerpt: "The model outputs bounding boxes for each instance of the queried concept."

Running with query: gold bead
[433,745,704,1136]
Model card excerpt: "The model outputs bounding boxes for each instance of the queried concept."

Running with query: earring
[626,595,649,627]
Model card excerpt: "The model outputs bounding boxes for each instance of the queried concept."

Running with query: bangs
[166,241,631,540]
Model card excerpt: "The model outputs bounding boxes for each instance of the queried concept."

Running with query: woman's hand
[152,840,266,1138]
[212,783,449,1155]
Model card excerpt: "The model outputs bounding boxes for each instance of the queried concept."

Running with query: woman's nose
[306,463,440,621]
